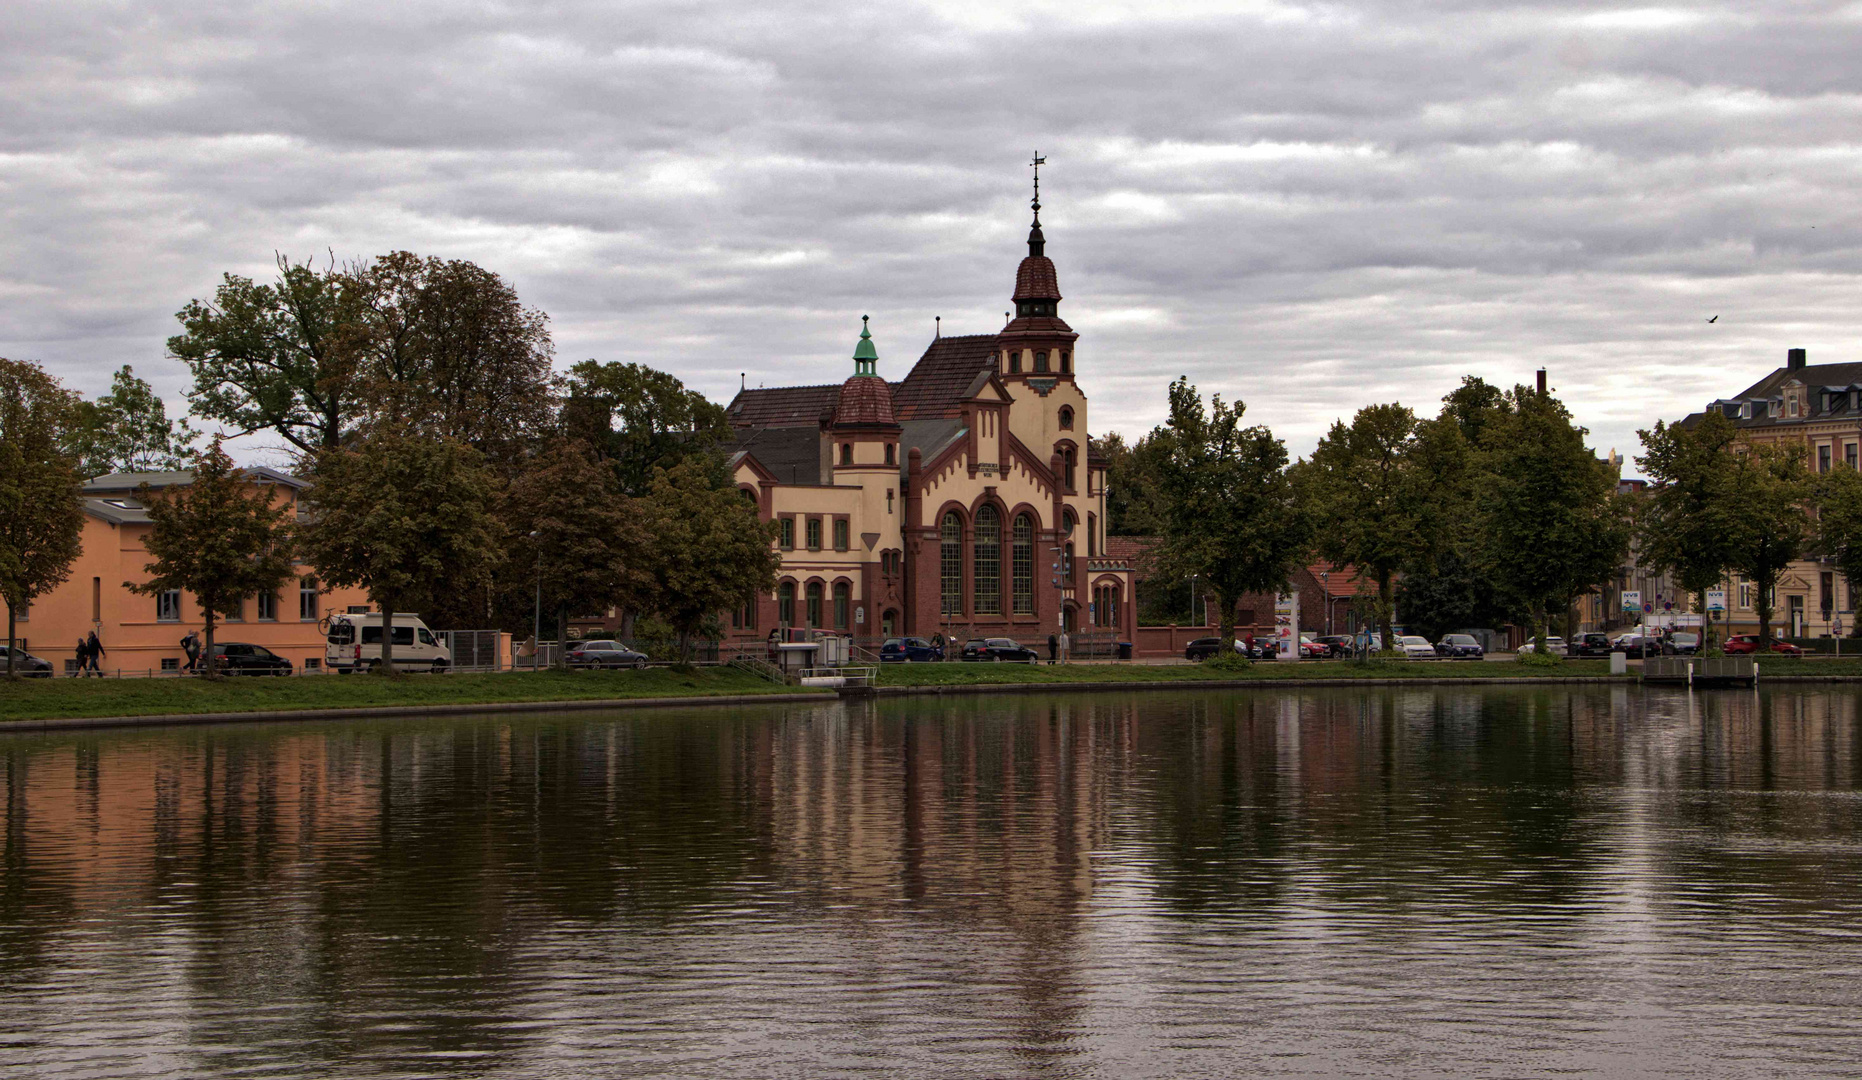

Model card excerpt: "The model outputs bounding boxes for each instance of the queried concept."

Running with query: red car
[1722,636,1805,656]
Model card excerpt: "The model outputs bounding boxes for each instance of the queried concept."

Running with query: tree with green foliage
[637,460,780,661]
[563,361,732,496]
[1478,385,1630,653]
[1296,403,1469,649]
[503,440,649,666]
[1395,547,1507,643]
[1098,429,1171,536]
[299,430,501,674]
[1725,441,1809,646]
[1635,411,1742,649]
[126,440,296,679]
[0,359,87,679]
[1816,464,1862,637]
[1151,377,1309,658]
[170,255,366,456]
[66,365,198,478]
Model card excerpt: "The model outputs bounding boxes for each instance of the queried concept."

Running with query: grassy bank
[876,658,1623,687]
[0,667,810,723]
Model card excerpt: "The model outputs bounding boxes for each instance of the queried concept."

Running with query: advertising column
[1275,592,1299,660]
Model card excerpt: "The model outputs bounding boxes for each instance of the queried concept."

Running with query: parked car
[1312,635,1354,658]
[1567,633,1617,658]
[0,645,54,677]
[1612,632,1651,652]
[565,640,648,669]
[1298,635,1329,660]
[961,637,1039,663]
[206,642,293,676]
[1518,636,1567,655]
[1395,635,1438,659]
[1662,632,1702,656]
[1185,637,1247,661]
[1722,635,1802,656]
[1435,633,1485,659]
[324,611,451,674]
[880,636,944,663]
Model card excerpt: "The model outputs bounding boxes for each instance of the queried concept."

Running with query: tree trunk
[1217,593,1237,656]
[556,603,569,670]
[1756,580,1773,648]
[1697,587,1712,652]
[5,602,15,679]
[1377,571,1395,653]
[380,596,395,676]
[203,613,218,680]
[1532,602,1547,655]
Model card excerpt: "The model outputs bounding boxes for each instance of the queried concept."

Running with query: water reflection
[3,687,1862,1077]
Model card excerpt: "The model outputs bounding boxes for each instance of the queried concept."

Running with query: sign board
[1274,592,1299,659]
[1621,590,1641,613]
[1705,589,1727,613]
[855,606,865,625]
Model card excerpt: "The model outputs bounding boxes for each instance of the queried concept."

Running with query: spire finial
[1027,154,1047,257]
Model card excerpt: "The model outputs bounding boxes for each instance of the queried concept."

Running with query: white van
[323,612,452,674]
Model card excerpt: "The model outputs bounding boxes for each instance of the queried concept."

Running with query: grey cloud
[5,0,1862,469]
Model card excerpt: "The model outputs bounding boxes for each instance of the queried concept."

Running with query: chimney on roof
[1536,368,1547,394]
[1788,347,1807,371]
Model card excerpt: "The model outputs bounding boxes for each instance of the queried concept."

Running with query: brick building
[722,183,1135,648]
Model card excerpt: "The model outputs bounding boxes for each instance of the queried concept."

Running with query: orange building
[10,469,369,675]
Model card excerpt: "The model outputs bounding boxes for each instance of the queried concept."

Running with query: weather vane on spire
[1030,153,1046,224]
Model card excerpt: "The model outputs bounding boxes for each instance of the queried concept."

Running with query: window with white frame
[300,578,319,621]
[257,592,278,621]
[157,590,181,622]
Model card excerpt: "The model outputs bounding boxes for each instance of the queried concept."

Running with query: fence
[439,630,504,671]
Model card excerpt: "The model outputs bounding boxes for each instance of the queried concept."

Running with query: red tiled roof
[1306,563,1366,597]
[1000,315,1075,337]
[893,334,999,421]
[832,375,898,429]
[1013,256,1061,301]
[727,384,839,428]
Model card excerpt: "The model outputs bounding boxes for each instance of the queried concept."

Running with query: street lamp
[529,529,542,672]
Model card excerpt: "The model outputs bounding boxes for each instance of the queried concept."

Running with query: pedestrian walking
[1047,632,1058,665]
[73,637,87,677]
[181,630,201,673]
[85,631,105,676]
[1059,630,1070,664]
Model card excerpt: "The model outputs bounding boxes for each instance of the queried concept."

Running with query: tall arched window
[805,582,823,627]
[1007,349,1021,374]
[940,512,963,617]
[1062,510,1076,576]
[1011,513,1034,615]
[973,505,1002,615]
[1035,350,1050,373]
[833,581,851,629]
[1063,447,1077,491]
[840,443,853,466]
[1060,351,1071,373]
[1087,512,1097,557]
[778,581,796,627]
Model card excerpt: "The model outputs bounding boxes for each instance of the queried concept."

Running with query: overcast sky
[6,1,1862,472]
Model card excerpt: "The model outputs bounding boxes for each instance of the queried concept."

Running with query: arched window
[778,581,796,626]
[805,582,823,627]
[740,487,757,503]
[1063,447,1077,491]
[1035,350,1050,373]
[885,443,895,465]
[1062,510,1076,576]
[973,505,1002,615]
[1007,349,1021,374]
[840,443,853,466]
[1058,406,1073,430]
[1012,513,1034,615]
[1087,512,1097,557]
[833,581,851,629]
[940,512,963,617]
[1060,351,1071,373]
[1094,584,1119,628]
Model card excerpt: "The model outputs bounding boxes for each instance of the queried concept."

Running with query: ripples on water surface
[4,686,1862,1077]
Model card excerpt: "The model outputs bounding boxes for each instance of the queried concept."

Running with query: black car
[1185,636,1246,661]
[1434,633,1485,659]
[207,643,293,675]
[566,640,649,668]
[961,637,1039,663]
[1,645,54,677]
[1313,635,1354,658]
[1567,632,1616,658]
[880,636,944,663]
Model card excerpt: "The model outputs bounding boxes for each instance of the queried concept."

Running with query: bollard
[1610,651,1627,676]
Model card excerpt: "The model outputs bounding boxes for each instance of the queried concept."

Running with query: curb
[0,691,840,736]
[870,676,1630,697]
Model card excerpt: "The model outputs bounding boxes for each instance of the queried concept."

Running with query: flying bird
[1707,315,1718,323]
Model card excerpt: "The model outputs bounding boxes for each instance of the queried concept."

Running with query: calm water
[4,686,1862,1078]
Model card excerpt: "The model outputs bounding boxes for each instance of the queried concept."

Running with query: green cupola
[852,315,878,376]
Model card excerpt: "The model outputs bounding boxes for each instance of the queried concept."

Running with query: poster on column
[1275,592,1299,660]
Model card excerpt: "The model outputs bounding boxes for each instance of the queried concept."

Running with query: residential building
[11,470,368,674]
[723,184,1135,647]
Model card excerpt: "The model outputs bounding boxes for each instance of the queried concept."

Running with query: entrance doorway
[882,609,897,636]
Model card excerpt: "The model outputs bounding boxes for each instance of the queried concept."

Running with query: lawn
[0,667,811,723]
[876,658,1625,687]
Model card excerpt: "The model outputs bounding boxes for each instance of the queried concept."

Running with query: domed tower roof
[833,316,899,430]
[1006,155,1069,324]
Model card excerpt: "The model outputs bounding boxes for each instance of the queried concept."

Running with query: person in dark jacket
[1047,633,1058,664]
[74,638,88,677]
[84,631,104,676]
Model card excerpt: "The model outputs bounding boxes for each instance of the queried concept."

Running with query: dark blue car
[880,636,944,663]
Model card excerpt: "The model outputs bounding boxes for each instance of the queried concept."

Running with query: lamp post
[529,529,542,672]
